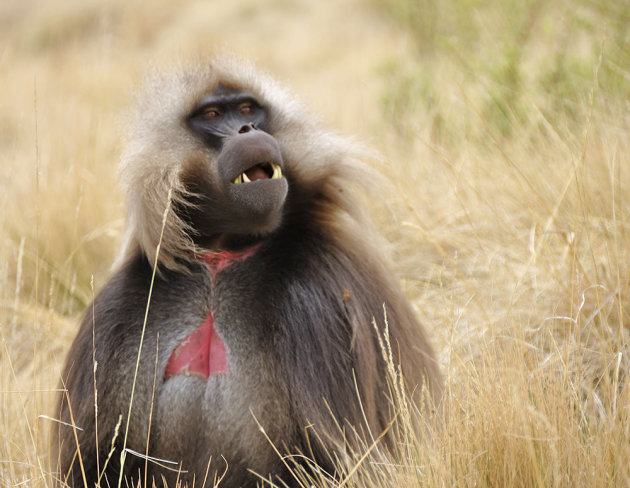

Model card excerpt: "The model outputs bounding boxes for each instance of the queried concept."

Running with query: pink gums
[164,246,260,380]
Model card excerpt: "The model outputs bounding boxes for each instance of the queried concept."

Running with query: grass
[1,0,630,486]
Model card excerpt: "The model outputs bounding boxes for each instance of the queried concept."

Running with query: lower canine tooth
[242,172,251,183]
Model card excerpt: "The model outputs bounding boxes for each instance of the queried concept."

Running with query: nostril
[238,124,256,134]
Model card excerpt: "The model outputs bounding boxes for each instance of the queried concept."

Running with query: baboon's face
[180,85,288,246]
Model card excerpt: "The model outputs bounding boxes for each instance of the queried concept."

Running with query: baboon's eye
[200,106,221,119]
[238,102,253,115]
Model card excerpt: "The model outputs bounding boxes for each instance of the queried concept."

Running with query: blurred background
[1,0,630,486]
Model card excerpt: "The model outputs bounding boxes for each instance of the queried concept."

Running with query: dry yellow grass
[1,0,629,486]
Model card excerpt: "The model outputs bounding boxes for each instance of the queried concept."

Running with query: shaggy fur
[52,57,442,487]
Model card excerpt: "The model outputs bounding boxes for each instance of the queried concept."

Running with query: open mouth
[232,162,282,184]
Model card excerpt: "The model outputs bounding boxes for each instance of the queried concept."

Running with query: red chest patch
[201,246,260,277]
[164,246,259,380]
[164,313,227,379]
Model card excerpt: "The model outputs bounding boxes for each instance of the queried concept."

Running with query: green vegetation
[377,0,630,140]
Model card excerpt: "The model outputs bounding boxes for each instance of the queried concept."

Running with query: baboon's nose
[238,123,257,134]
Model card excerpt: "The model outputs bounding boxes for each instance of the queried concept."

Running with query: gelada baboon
[52,57,442,487]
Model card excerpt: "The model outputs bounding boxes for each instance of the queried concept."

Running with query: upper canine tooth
[272,163,282,179]
[233,174,243,184]
[242,172,252,183]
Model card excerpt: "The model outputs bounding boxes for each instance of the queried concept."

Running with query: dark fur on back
[52,57,442,487]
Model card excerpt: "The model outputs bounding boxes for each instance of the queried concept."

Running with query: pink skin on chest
[164,313,227,378]
[164,246,260,380]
